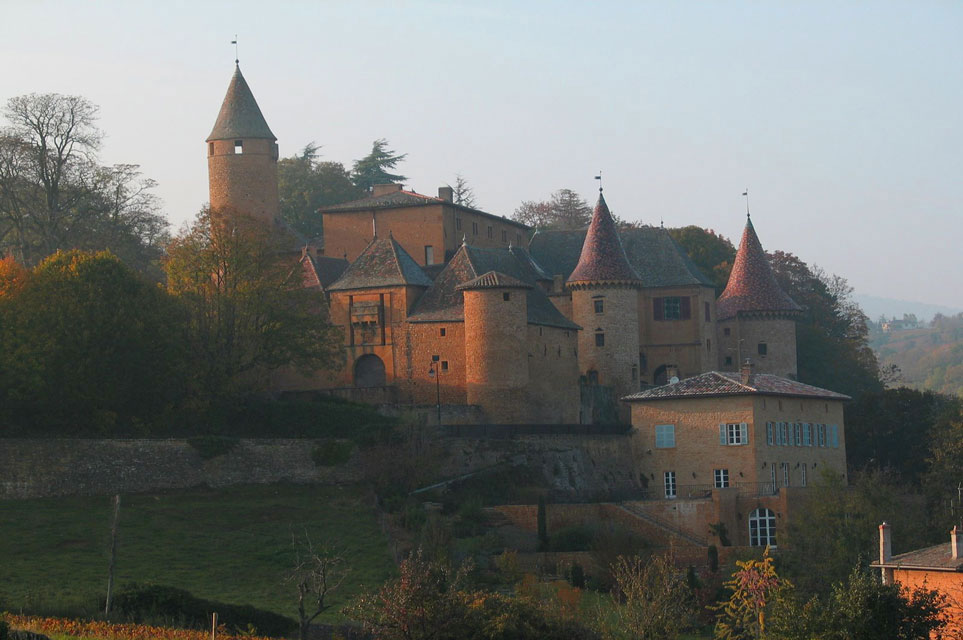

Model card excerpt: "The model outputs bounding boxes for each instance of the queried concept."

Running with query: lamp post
[428,361,441,425]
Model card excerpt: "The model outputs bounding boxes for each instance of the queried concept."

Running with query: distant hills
[869,314,963,398]
[855,294,963,323]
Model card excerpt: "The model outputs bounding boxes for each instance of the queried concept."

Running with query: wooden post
[211,612,217,640]
[105,494,121,618]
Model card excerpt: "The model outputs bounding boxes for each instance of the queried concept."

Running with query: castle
[207,65,810,427]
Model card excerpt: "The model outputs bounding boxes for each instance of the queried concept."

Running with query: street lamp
[428,359,441,425]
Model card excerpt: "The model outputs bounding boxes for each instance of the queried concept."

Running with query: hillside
[870,313,963,398]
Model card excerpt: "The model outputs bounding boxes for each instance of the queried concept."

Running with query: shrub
[311,440,354,467]
[0,619,8,640]
[569,563,586,588]
[109,583,295,636]
[548,525,594,552]
[186,436,239,460]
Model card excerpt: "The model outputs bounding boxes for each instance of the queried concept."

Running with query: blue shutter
[720,424,727,445]
[740,422,748,445]
[766,422,773,446]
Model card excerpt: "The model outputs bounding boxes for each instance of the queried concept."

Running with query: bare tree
[511,188,592,230]
[449,173,477,209]
[288,533,349,640]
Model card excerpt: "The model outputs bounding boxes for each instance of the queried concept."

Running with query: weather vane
[231,35,239,65]
[742,188,750,219]
[594,171,603,192]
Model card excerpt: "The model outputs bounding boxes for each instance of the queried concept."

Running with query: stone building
[206,65,811,426]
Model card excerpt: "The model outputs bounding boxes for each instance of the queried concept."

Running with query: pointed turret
[567,192,640,285]
[716,217,801,320]
[206,65,279,225]
[207,65,276,142]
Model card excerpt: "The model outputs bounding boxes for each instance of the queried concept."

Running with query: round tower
[716,215,802,378]
[567,191,642,416]
[206,65,279,225]
[459,271,531,423]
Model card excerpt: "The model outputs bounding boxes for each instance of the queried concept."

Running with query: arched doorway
[354,354,386,388]
[653,365,668,385]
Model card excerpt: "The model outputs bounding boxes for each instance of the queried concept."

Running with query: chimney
[741,359,754,384]
[438,186,454,203]
[953,526,959,560]
[372,183,404,197]
[878,521,894,584]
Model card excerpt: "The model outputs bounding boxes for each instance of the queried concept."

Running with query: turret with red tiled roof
[716,217,801,320]
[567,192,641,286]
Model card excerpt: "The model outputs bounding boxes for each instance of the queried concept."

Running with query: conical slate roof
[567,192,640,285]
[327,236,432,291]
[716,217,801,320]
[456,271,533,291]
[207,65,276,142]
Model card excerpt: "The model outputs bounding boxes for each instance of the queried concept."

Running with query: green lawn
[0,484,395,621]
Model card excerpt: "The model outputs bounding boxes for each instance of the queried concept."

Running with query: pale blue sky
[2,1,961,307]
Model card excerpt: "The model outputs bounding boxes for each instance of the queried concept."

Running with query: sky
[2,1,961,308]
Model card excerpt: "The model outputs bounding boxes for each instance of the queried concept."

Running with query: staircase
[614,502,708,547]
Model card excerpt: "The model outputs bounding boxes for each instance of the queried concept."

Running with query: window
[655,424,675,448]
[441,360,449,372]
[802,423,812,447]
[770,464,777,492]
[817,424,826,447]
[234,139,243,154]
[714,468,730,489]
[594,299,604,314]
[501,229,507,242]
[749,508,776,547]
[724,356,733,366]
[502,292,511,302]
[724,327,731,337]
[595,331,605,347]
[631,365,638,381]
[439,328,446,337]
[456,217,462,231]
[801,463,808,487]
[782,462,790,487]
[794,423,802,446]
[775,422,783,446]
[705,302,711,322]
[706,338,711,352]
[664,471,677,499]
[653,296,691,321]
[472,222,478,235]
[830,424,839,448]
[209,142,214,156]
[766,422,774,446]
[425,245,434,264]
[720,422,748,446]
[487,225,493,239]
[758,342,768,356]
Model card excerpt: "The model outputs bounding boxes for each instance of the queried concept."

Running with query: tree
[0,93,168,271]
[668,226,737,293]
[0,250,188,434]
[277,143,363,239]
[450,173,477,208]
[600,552,697,639]
[511,189,592,230]
[713,548,791,640]
[351,138,407,193]
[288,533,348,640]
[164,208,343,399]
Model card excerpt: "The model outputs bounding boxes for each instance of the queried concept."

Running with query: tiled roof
[319,190,530,229]
[207,65,276,142]
[623,371,850,402]
[313,256,349,289]
[529,226,715,288]
[716,218,801,320]
[408,244,579,330]
[456,271,533,290]
[567,193,640,284]
[327,236,432,291]
[873,543,963,571]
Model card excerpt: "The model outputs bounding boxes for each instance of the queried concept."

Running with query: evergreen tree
[277,143,362,239]
[351,139,407,193]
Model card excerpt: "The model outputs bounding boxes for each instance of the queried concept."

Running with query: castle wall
[402,321,468,406]
[207,138,278,223]
[717,316,797,378]
[524,324,580,423]
[463,288,529,423]
[639,285,717,383]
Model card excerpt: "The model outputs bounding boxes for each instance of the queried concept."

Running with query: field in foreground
[0,484,394,621]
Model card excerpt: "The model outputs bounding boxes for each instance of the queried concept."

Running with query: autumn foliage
[4,615,278,640]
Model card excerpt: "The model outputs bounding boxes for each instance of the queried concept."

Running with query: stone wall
[0,438,362,500]
[208,137,279,224]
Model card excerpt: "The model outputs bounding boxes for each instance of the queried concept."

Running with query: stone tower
[567,191,642,413]
[206,65,279,224]
[459,271,532,423]
[716,216,802,378]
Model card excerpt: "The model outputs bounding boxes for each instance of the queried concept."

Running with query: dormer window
[234,140,243,154]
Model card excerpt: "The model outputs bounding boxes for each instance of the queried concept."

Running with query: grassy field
[0,484,395,621]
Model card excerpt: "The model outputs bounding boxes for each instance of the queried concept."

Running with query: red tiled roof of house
[716,217,801,320]
[872,543,963,571]
[567,192,640,285]
[623,371,850,402]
